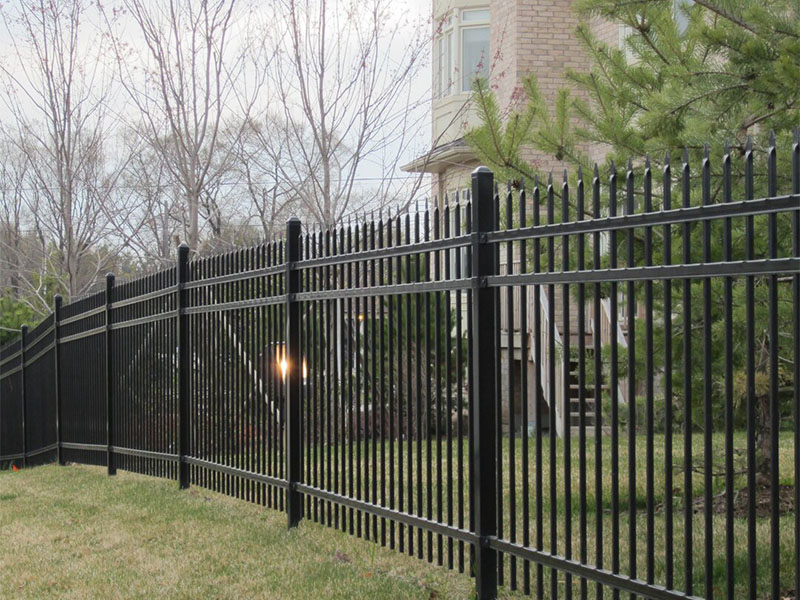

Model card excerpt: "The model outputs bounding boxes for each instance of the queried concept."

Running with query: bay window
[435,7,489,99]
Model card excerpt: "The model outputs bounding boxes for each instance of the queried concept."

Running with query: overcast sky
[0,0,436,205]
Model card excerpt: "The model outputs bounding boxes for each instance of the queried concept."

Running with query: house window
[436,17,454,98]
[435,8,489,98]
[460,9,489,92]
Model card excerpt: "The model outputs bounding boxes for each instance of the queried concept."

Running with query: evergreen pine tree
[468,0,799,485]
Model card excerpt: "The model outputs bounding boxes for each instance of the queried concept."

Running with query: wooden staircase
[497,244,628,439]
[524,284,623,438]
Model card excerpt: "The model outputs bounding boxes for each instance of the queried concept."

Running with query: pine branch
[740,102,797,131]
[692,0,758,35]
[665,83,749,117]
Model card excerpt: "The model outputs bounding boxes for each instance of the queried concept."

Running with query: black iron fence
[1,137,798,600]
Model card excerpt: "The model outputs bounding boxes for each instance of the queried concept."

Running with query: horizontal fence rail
[1,136,798,600]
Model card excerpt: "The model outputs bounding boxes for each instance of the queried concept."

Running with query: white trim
[434,6,489,99]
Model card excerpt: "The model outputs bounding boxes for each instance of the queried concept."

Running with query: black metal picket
[1,136,799,600]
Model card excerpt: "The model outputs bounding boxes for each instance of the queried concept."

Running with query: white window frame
[434,8,489,99]
[459,9,490,93]
[436,16,454,99]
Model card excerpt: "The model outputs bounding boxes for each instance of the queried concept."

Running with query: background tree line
[0,0,431,341]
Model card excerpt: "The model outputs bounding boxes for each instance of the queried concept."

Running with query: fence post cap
[178,242,190,250]
[54,294,62,304]
[20,324,28,334]
[106,272,115,280]
[472,165,492,176]
[287,216,301,225]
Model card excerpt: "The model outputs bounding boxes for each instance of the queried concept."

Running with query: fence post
[54,295,63,466]
[470,166,498,600]
[177,243,190,489]
[20,324,28,468]
[285,216,303,528]
[105,273,116,476]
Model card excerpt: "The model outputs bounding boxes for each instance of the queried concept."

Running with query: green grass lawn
[5,430,793,599]
[295,431,797,598]
[0,464,508,599]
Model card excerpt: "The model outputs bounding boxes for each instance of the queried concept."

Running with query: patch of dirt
[693,484,795,519]
[334,550,351,563]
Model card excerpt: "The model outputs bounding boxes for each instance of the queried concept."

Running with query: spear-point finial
[704,143,709,159]
[563,169,568,183]
[769,130,776,146]
[548,171,553,185]
[627,157,633,171]
[746,135,753,152]
[645,154,651,169]
[593,163,599,178]
[724,140,730,155]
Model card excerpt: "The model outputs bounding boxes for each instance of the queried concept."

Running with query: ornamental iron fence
[1,136,799,600]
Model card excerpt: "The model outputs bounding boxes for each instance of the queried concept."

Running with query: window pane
[462,26,489,92]
[446,32,452,95]
[462,9,489,22]
[437,38,444,97]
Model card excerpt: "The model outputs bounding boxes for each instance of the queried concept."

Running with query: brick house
[402,0,624,203]
[402,0,635,437]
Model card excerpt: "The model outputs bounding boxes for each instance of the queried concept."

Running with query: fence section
[185,239,288,507]
[111,267,178,479]
[58,290,107,466]
[293,195,479,572]
[1,137,798,600]
[0,338,24,463]
[22,315,57,466]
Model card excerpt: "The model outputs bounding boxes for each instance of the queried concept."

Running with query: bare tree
[267,0,429,227]
[228,115,303,241]
[110,0,264,251]
[0,0,124,301]
[115,134,183,267]
[0,147,29,300]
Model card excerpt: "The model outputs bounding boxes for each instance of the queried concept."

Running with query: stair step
[569,400,596,411]
[569,425,612,437]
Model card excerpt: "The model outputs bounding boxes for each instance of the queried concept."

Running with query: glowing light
[358,314,365,322]
[275,346,308,381]
[276,348,288,380]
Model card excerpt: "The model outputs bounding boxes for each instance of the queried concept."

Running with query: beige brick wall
[492,1,618,174]
[432,163,479,212]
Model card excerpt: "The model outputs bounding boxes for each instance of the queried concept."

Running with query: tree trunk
[754,335,772,487]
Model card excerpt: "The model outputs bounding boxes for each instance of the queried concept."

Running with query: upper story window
[435,8,489,99]
[437,17,454,98]
[460,9,489,92]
